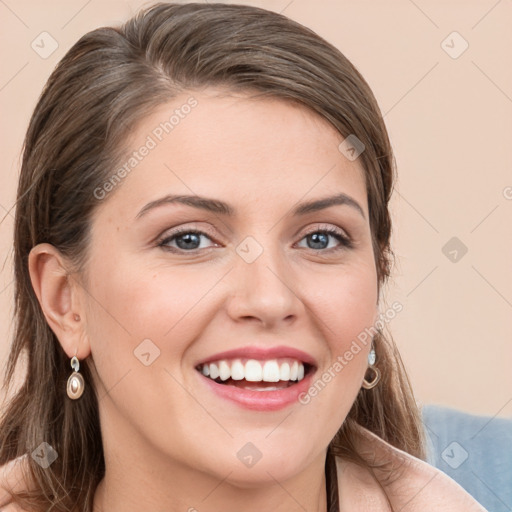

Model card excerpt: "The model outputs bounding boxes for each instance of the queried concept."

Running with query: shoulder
[335,424,489,512]
[0,455,31,511]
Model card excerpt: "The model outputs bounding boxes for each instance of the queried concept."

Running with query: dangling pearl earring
[67,354,85,399]
[362,343,381,389]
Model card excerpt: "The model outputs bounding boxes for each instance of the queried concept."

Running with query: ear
[28,243,91,360]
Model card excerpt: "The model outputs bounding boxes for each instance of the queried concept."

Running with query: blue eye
[158,229,215,252]
[297,227,353,251]
[157,226,353,253]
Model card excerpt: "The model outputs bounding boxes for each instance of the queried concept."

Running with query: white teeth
[209,362,219,380]
[201,358,307,383]
[245,359,263,381]
[219,360,231,381]
[279,362,290,380]
[262,360,280,382]
[290,361,298,381]
[231,359,245,380]
[297,363,304,381]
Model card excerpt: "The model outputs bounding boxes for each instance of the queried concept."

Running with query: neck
[93,464,329,512]
[93,404,330,512]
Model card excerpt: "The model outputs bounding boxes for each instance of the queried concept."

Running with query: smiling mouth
[196,358,314,391]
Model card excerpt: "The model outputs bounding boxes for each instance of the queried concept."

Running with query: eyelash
[156,225,353,254]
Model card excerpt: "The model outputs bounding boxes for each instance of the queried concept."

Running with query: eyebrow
[136,192,366,220]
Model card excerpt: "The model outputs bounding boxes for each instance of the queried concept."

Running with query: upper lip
[195,345,318,368]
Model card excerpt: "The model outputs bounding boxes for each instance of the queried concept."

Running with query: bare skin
[23,89,379,511]
[0,428,488,511]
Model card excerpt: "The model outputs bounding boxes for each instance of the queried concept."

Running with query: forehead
[95,89,368,220]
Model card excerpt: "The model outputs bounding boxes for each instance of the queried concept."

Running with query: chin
[201,444,316,488]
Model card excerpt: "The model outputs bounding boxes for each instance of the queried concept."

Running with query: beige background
[1,0,511,418]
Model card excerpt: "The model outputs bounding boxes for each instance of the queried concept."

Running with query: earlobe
[28,243,90,360]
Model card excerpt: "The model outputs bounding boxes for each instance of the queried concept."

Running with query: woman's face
[80,88,378,486]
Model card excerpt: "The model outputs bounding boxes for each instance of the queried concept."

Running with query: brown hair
[0,3,425,510]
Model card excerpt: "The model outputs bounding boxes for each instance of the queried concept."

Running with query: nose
[225,238,303,329]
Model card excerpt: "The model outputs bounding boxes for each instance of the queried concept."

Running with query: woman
[0,3,488,511]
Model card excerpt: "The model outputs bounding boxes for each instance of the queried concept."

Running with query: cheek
[303,259,378,352]
[84,254,221,377]
[83,255,223,441]
[298,258,377,401]
[283,261,377,456]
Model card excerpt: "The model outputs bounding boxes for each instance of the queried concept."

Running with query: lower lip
[198,370,315,411]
